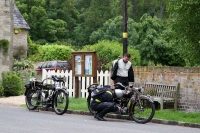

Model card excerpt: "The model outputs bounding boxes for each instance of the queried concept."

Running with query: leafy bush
[13,59,34,70]
[27,42,42,61]
[2,71,23,96]
[13,46,27,60]
[0,83,4,96]
[41,44,74,61]
[28,43,74,61]
[81,40,141,70]
[12,59,35,87]
[0,39,9,52]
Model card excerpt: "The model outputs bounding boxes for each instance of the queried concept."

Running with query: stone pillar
[0,0,14,80]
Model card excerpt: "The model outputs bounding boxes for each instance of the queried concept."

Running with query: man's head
[123,53,131,63]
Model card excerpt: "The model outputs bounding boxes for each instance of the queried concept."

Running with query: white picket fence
[42,69,111,98]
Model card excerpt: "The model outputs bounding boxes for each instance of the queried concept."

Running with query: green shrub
[28,43,74,61]
[12,59,35,87]
[13,46,27,60]
[0,39,9,52]
[2,71,23,96]
[27,42,42,61]
[28,42,39,56]
[0,83,4,96]
[81,40,141,70]
[13,59,34,70]
[41,44,74,61]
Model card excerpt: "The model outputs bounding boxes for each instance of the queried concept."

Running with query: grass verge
[68,97,200,124]
[22,97,200,124]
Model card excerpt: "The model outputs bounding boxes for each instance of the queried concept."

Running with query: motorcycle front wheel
[25,89,39,110]
[129,97,155,124]
[53,89,69,115]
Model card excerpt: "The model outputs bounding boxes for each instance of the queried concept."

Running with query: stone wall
[0,0,14,80]
[134,66,200,112]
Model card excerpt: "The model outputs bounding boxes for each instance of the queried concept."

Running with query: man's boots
[95,114,107,121]
[95,107,111,121]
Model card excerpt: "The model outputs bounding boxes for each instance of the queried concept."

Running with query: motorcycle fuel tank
[114,89,124,98]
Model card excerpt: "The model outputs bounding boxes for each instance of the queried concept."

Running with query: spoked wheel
[53,89,69,115]
[25,89,39,110]
[87,95,95,115]
[130,97,155,124]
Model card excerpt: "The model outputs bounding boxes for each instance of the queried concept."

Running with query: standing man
[111,53,134,88]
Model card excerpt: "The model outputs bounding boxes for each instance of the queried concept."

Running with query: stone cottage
[0,0,30,80]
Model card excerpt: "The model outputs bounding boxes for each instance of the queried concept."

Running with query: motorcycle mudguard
[130,95,154,104]
[24,84,31,96]
[139,95,154,103]
[24,89,29,96]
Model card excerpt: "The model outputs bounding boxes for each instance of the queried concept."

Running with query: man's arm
[128,65,134,82]
[111,60,118,80]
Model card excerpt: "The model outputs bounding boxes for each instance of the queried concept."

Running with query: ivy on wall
[0,39,9,52]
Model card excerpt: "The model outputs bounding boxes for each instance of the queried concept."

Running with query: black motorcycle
[24,75,69,115]
[87,82,155,124]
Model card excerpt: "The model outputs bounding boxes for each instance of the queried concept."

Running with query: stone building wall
[13,30,28,48]
[134,66,200,112]
[0,0,14,80]
[13,29,28,58]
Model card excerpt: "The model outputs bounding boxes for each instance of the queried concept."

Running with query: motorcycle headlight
[137,87,144,93]
[29,77,37,82]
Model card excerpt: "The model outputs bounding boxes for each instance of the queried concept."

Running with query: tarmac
[0,95,199,128]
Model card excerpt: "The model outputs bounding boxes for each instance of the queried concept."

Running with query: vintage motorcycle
[24,75,69,115]
[87,82,155,124]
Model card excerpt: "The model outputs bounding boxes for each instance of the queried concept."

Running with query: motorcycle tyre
[130,97,155,124]
[25,89,39,110]
[87,96,96,115]
[53,89,69,115]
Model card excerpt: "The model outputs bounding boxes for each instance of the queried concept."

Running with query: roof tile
[13,3,30,30]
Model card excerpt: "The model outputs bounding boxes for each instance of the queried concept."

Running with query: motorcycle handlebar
[114,82,144,93]
[51,75,65,83]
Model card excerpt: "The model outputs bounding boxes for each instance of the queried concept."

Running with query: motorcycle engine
[114,89,125,98]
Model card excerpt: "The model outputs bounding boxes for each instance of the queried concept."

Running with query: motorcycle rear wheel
[87,96,96,115]
[130,97,155,124]
[53,89,69,115]
[25,89,39,110]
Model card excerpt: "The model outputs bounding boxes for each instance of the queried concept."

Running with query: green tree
[166,0,200,66]
[133,14,167,65]
[73,0,114,47]
[37,19,67,43]
[15,0,76,44]
[46,0,80,39]
[127,0,167,21]
[89,16,139,46]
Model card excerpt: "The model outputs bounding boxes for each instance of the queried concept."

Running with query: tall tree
[128,0,167,21]
[166,0,200,66]
[73,0,114,47]
[89,16,138,46]
[134,14,167,65]
[15,0,77,44]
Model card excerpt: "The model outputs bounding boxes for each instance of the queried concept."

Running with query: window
[41,63,47,68]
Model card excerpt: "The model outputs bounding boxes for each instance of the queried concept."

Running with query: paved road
[0,105,199,133]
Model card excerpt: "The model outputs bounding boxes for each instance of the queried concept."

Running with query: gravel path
[0,95,25,106]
